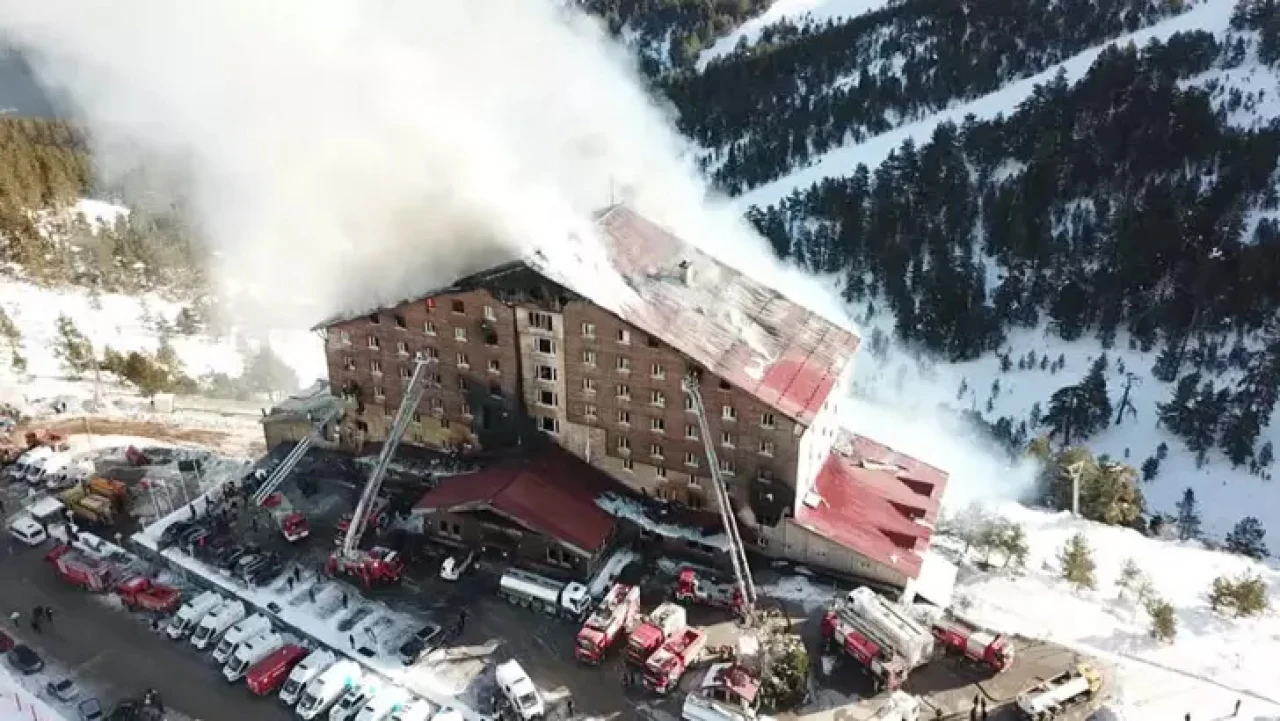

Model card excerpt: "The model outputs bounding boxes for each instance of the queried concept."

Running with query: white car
[8,516,47,546]
[439,550,475,581]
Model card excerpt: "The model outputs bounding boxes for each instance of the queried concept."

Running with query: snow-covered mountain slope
[952,505,1280,720]
[696,0,891,70]
[738,0,1238,209]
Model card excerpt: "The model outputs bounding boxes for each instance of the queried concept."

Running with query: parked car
[439,551,475,582]
[246,559,285,587]
[47,678,80,702]
[77,698,104,721]
[8,644,44,674]
[157,521,193,549]
[398,613,462,666]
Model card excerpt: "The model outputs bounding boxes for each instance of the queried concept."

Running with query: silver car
[46,678,80,702]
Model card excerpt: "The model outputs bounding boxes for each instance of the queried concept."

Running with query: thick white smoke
[0,0,806,326]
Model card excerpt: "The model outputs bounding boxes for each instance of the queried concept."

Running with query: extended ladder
[339,358,433,557]
[681,374,758,615]
[252,403,343,506]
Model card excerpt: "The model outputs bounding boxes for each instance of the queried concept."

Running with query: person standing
[566,699,575,719]
[1234,700,1242,717]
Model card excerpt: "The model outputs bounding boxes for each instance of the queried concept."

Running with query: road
[0,532,293,721]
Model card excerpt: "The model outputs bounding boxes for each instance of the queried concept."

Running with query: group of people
[7,605,56,633]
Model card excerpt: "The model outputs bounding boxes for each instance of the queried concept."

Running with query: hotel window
[616,329,631,345]
[454,328,467,342]
[582,378,597,393]
[616,384,631,400]
[484,305,496,321]
[650,418,665,433]
[655,467,667,479]
[368,314,380,325]
[424,321,436,336]
[719,459,735,475]
[425,346,439,360]
[451,300,465,313]
[622,458,634,471]
[617,410,631,425]
[396,341,408,356]
[684,395,695,411]
[684,451,698,468]
[651,363,665,379]
[759,440,776,457]
[650,444,664,459]
[584,404,598,420]
[761,413,776,429]
[650,390,666,407]
[539,390,558,407]
[721,432,735,448]
[581,322,596,338]
[370,360,382,375]
[343,357,356,372]
[399,366,411,380]
[489,382,502,397]
[722,405,737,421]
[456,353,470,368]
[488,359,501,373]
[537,338,557,355]
[539,416,559,433]
[458,377,469,392]
[616,357,631,373]
[430,398,444,412]
[373,385,385,399]
[528,311,553,331]
[461,401,473,416]
[618,436,631,452]
[583,350,597,366]
[412,412,422,424]
[394,315,407,329]
[367,335,379,350]
[339,331,351,345]
[537,365,557,381]
[685,424,698,440]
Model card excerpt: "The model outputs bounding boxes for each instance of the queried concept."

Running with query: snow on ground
[947,505,1280,720]
[738,0,1235,209]
[0,658,72,721]
[595,492,729,550]
[696,0,892,70]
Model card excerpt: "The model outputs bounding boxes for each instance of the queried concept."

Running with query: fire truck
[46,544,117,592]
[1014,663,1102,719]
[325,546,404,587]
[575,583,641,664]
[626,602,688,665]
[931,615,1015,672]
[821,587,935,692]
[674,568,744,612]
[116,576,183,613]
[279,512,310,542]
[643,626,708,695]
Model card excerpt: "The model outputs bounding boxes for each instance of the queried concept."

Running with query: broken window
[718,379,732,391]
[582,350,597,366]
[451,300,465,313]
[650,418,665,433]
[489,382,502,397]
[616,329,631,345]
[368,314,380,325]
[539,390,558,407]
[488,359,501,373]
[650,390,665,407]
[536,365,557,381]
[616,356,631,373]
[370,359,382,375]
[394,314,406,329]
[647,335,660,349]
[528,311,553,331]
[484,331,498,346]
[456,352,470,368]
[539,416,559,433]
[536,338,556,355]
[617,410,630,425]
[760,412,776,429]
[424,321,437,336]
[454,327,467,342]
[581,322,596,338]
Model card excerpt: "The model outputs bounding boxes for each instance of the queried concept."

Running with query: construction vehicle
[279,511,311,542]
[675,568,745,612]
[821,587,935,692]
[627,602,688,665]
[1014,663,1102,719]
[497,568,591,620]
[58,486,115,526]
[575,583,641,664]
[329,360,431,586]
[115,576,182,613]
[88,477,129,508]
[47,544,117,592]
[931,615,1015,672]
[682,663,761,721]
[644,626,708,694]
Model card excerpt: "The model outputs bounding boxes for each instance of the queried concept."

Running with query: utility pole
[1068,461,1084,516]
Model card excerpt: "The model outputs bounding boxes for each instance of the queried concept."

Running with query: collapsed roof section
[796,430,948,578]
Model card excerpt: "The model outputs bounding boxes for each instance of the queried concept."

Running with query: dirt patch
[35,416,232,448]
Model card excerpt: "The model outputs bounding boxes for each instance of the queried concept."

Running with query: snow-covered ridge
[696,0,893,71]
[738,0,1238,210]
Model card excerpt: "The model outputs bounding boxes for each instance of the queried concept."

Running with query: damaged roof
[796,429,948,578]
[541,206,860,426]
[413,445,617,556]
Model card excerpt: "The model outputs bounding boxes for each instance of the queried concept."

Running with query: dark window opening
[718,379,731,391]
[368,314,380,324]
[647,336,660,348]
[451,300,465,313]
[394,314,407,329]
[489,382,502,397]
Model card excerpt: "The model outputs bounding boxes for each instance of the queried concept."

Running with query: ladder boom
[252,404,343,506]
[340,359,433,556]
[681,374,757,612]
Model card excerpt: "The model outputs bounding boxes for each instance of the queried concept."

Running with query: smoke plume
[0,0,820,327]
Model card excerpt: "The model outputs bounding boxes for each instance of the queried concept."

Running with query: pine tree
[1175,488,1201,541]
[0,306,20,353]
[52,314,94,377]
[1140,456,1159,480]
[1146,597,1177,642]
[1116,558,1146,598]
[1224,516,1269,559]
[1059,532,1097,590]
[1210,573,1270,617]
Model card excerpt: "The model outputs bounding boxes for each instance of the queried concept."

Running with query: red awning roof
[414,446,617,555]
[795,430,948,578]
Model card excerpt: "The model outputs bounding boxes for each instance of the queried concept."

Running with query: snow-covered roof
[262,380,343,424]
[316,206,860,426]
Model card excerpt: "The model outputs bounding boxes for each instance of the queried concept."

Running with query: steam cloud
[0,0,835,326]
[0,0,1037,502]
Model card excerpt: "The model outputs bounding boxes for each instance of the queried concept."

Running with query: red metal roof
[795,430,949,578]
[413,446,617,555]
[527,206,861,426]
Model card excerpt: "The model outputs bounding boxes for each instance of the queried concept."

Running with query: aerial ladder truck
[325,359,434,587]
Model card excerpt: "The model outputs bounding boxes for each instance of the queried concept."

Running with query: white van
[354,687,411,721]
[296,661,363,720]
[191,600,247,651]
[167,591,223,640]
[280,649,336,706]
[496,660,545,720]
[212,613,271,664]
[389,700,435,721]
[10,446,53,482]
[42,458,93,491]
[7,515,47,546]
[329,678,381,721]
[222,631,285,682]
